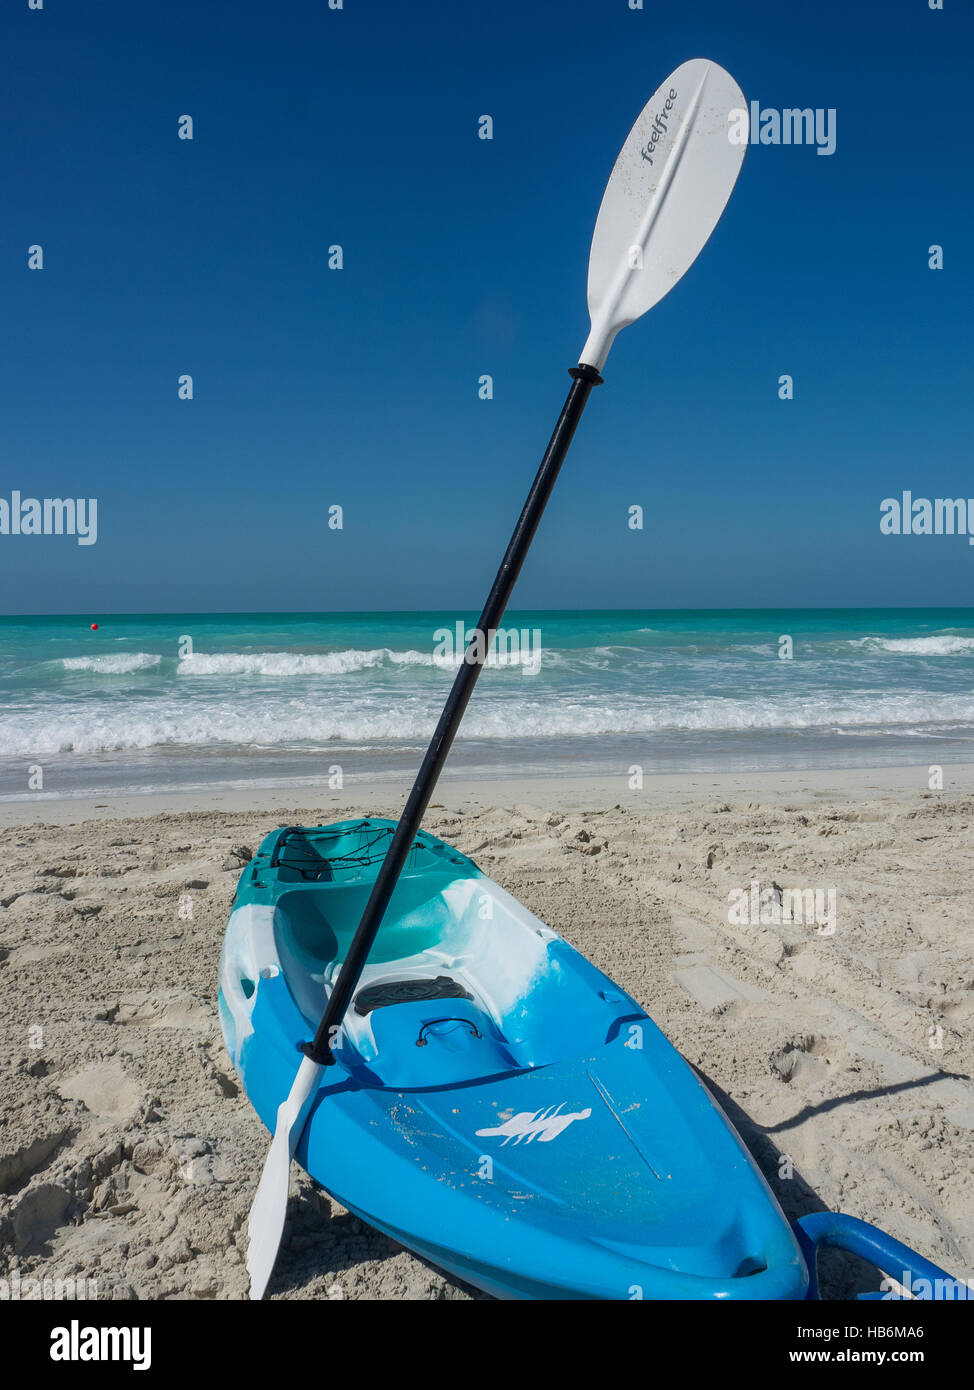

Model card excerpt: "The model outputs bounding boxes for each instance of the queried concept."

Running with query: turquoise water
[2,609,974,799]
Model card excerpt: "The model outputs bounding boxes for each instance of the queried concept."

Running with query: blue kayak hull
[219,820,809,1300]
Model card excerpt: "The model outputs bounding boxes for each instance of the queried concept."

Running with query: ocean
[2,609,974,801]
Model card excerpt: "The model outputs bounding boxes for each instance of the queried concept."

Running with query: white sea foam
[61,653,162,674]
[178,649,433,676]
[852,635,974,656]
[177,647,543,675]
[6,690,974,757]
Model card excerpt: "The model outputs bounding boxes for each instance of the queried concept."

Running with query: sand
[1,764,973,1300]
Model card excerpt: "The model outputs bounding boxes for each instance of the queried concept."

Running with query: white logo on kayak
[475,1102,592,1145]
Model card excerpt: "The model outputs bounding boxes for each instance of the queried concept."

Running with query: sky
[1,0,971,615]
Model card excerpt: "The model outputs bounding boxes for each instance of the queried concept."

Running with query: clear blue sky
[1,0,970,614]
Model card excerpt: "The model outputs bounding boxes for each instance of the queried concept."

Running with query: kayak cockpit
[223,821,648,1086]
[272,866,642,1084]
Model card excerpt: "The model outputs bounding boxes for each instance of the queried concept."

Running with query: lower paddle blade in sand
[246,1055,322,1300]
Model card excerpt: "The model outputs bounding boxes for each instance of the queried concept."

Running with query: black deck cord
[302,362,604,1065]
[416,1019,482,1048]
[277,824,403,877]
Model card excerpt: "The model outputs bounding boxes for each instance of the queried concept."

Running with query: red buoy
[90,623,98,630]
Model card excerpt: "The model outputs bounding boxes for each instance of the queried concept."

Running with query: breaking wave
[61,653,162,674]
[851,635,974,656]
[5,690,974,757]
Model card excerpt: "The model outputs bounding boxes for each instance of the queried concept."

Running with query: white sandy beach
[1,764,972,1299]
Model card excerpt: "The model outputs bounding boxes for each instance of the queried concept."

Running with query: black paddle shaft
[304,362,604,1064]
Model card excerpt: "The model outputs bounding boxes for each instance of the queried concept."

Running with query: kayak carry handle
[793,1212,969,1300]
[269,826,302,868]
[416,1017,482,1047]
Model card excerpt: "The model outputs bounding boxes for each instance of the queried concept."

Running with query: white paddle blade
[246,1054,323,1300]
[580,58,748,372]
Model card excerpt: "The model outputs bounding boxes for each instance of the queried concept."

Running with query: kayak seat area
[353,975,473,1016]
[271,869,646,1073]
[273,872,461,980]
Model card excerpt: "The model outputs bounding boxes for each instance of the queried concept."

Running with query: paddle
[246,56,748,1299]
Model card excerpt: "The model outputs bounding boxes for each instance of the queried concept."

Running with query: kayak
[221,819,964,1300]
[219,818,810,1299]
